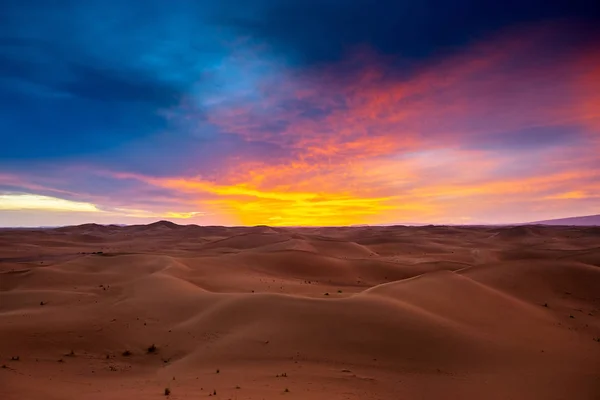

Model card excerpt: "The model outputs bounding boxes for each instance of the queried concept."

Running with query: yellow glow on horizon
[0,194,204,221]
[136,174,437,226]
[0,194,100,212]
[110,207,204,219]
[164,211,204,219]
[160,178,318,202]
[208,195,402,226]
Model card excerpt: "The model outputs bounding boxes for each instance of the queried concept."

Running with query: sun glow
[0,194,100,212]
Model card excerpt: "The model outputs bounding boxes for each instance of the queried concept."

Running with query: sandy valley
[1,222,599,399]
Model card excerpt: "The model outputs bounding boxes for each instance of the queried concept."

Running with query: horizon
[2,213,600,229]
[1,2,599,227]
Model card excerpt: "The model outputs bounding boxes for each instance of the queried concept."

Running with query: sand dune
[1,223,599,399]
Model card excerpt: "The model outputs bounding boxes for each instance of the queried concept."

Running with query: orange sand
[1,222,599,399]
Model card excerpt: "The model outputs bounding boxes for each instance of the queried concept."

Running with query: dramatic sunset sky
[1,1,599,226]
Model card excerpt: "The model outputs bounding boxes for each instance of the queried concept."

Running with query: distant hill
[528,214,600,226]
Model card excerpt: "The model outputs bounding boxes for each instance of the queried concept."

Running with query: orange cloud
[407,170,598,199]
[545,191,591,200]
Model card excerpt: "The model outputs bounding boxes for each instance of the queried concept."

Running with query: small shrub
[40,301,46,306]
[337,290,342,293]
[147,344,157,353]
[569,315,575,319]
[66,350,75,357]
[543,303,548,308]
[122,350,132,357]
[236,385,241,389]
[216,369,220,374]
[213,390,217,395]
[10,356,19,361]
[324,293,329,296]
[164,387,171,396]
[284,388,290,393]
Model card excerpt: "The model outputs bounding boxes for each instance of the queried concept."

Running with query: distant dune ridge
[1,222,599,399]
[527,214,600,226]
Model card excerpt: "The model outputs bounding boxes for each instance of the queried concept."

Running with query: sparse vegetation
[324,292,329,296]
[569,315,575,319]
[216,368,220,373]
[236,385,241,389]
[543,303,548,307]
[213,390,217,395]
[122,350,132,356]
[40,301,46,306]
[58,358,64,363]
[66,350,75,357]
[338,290,343,293]
[284,388,290,393]
[147,344,158,353]
[2,364,7,369]
[164,387,171,396]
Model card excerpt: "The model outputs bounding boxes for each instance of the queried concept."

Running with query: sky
[1,0,599,227]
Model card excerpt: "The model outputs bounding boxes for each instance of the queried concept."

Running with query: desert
[3,0,600,398]
[1,222,599,399]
